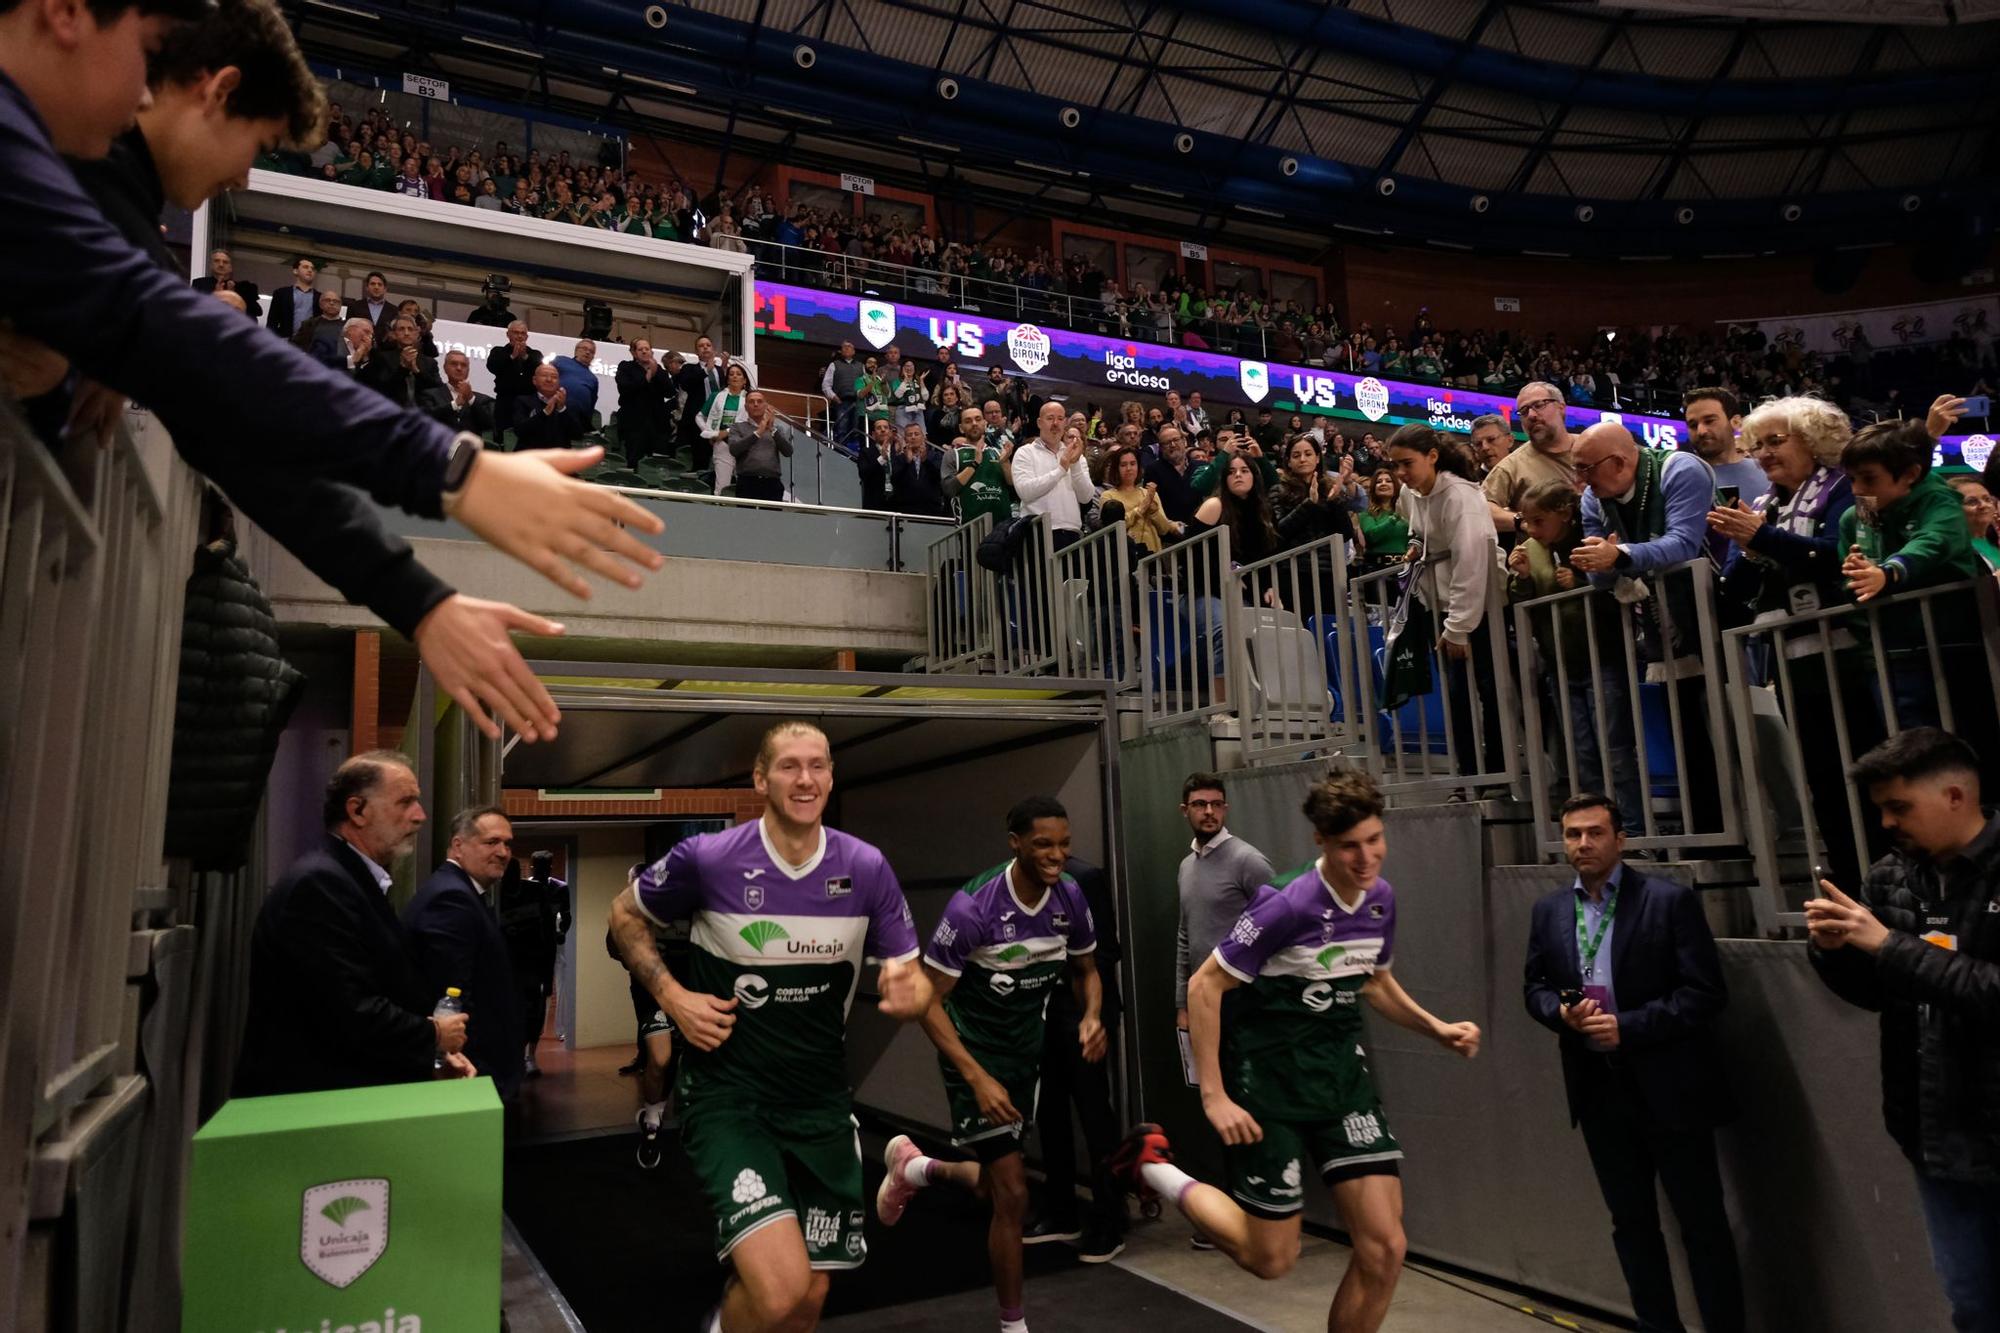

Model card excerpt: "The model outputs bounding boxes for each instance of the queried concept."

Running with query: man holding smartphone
[1524,793,1744,1333]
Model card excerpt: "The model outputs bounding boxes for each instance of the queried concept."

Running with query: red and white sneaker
[1105,1122,1175,1202]
[876,1134,923,1226]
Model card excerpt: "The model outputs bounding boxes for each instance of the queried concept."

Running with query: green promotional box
[184,1078,502,1333]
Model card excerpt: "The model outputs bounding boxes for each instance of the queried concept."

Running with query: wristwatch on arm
[438,433,482,513]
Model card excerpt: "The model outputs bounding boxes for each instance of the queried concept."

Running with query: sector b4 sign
[302,1178,390,1288]
[1239,360,1270,403]
[1007,324,1051,375]
[1355,377,1390,423]
[857,300,896,350]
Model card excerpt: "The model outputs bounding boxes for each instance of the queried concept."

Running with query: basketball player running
[875,796,1105,1333]
[1108,772,1480,1333]
[609,722,932,1333]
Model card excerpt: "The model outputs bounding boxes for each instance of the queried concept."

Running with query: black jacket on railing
[1811,815,2000,1184]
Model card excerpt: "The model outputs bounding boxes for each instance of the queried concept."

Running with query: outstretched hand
[447,447,666,599]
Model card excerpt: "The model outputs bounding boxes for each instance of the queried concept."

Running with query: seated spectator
[514,363,586,449]
[699,361,754,494]
[724,390,797,503]
[292,290,347,366]
[433,350,496,437]
[391,154,425,197]
[1356,468,1410,575]
[487,321,543,430]
[1710,396,1877,888]
[359,313,443,410]
[192,248,259,319]
[392,298,438,358]
[551,338,600,426]
[1508,479,1642,832]
[887,421,950,518]
[1100,443,1179,554]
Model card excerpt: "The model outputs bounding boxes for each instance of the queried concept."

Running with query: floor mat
[504,1129,1252,1331]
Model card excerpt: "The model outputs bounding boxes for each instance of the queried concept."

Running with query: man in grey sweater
[1174,771,1277,1032]
[725,390,797,503]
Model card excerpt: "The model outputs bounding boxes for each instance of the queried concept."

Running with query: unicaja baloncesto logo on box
[301,1178,390,1288]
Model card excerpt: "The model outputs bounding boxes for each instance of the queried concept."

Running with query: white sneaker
[876,1134,923,1226]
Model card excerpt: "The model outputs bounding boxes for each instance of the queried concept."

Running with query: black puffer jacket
[1810,814,2000,1182]
[164,539,305,870]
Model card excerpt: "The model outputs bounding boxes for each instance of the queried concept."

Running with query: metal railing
[1232,531,1363,766]
[0,402,203,1327]
[925,511,994,673]
[1348,555,1520,797]
[992,517,1066,676]
[1721,575,2000,932]
[1053,522,1137,689]
[1511,557,1740,857]
[746,238,1271,358]
[1134,526,1237,730]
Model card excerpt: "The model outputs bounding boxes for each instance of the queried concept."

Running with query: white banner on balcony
[1722,294,1998,355]
[840,173,876,196]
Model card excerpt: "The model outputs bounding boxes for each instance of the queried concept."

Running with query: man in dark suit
[358,314,443,411]
[191,248,258,319]
[1524,792,1743,1333]
[236,751,472,1097]
[672,336,722,468]
[514,363,586,449]
[263,254,321,338]
[404,806,525,1101]
[431,350,495,436]
[613,338,674,468]
[344,270,395,338]
[487,320,543,436]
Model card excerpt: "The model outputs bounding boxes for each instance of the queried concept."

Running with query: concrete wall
[566,826,648,1051]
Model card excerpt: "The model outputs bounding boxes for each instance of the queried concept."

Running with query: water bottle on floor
[433,987,464,1070]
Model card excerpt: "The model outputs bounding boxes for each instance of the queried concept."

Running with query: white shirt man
[1007,401,1096,548]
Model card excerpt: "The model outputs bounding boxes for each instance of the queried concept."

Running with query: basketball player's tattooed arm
[609,879,739,1051]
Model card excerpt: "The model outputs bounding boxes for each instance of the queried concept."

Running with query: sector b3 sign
[1239,360,1270,403]
[857,299,896,350]
[302,1178,390,1288]
[1355,376,1390,423]
[1008,323,1051,375]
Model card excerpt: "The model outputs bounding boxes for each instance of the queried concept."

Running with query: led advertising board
[755,280,1688,448]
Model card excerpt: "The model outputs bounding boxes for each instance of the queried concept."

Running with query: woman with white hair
[1709,395,1883,890]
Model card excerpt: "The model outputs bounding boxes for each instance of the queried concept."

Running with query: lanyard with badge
[1575,882,1619,1008]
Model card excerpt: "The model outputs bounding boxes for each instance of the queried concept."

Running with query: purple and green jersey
[634,819,919,1109]
[1212,864,1397,1123]
[925,860,1097,1059]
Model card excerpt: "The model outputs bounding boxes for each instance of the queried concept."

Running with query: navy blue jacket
[1524,866,1735,1131]
[236,837,435,1097]
[404,862,525,1100]
[0,70,455,520]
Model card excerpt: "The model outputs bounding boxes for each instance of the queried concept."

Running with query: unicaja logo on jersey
[1316,945,1346,969]
[739,921,790,954]
[993,945,1029,964]
[733,974,771,1008]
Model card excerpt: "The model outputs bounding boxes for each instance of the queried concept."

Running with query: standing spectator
[857,417,895,511]
[1007,400,1096,551]
[337,316,376,375]
[551,338,600,427]
[432,350,496,437]
[1147,426,1200,525]
[614,338,674,468]
[886,421,950,518]
[820,338,865,446]
[346,269,393,336]
[1944,471,2000,573]
[517,850,570,1060]
[292,290,347,366]
[264,254,320,337]
[1709,396,1877,889]
[1389,424,1505,783]
[947,406,1015,527]
[929,382,967,448]
[358,313,442,410]
[235,752,471,1096]
[1806,729,2000,1333]
[674,335,722,470]
[487,321,543,432]
[1684,387,1768,511]
[514,363,585,449]
[1486,381,1579,540]
[404,806,526,1102]
[700,361,754,494]
[1269,435,1358,608]
[890,359,927,434]
[1571,421,1726,837]
[858,356,891,437]
[724,390,797,503]
[1468,413,1515,481]
[1525,793,1742,1333]
[1099,444,1179,554]
[192,248,259,319]
[1183,391,1210,435]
